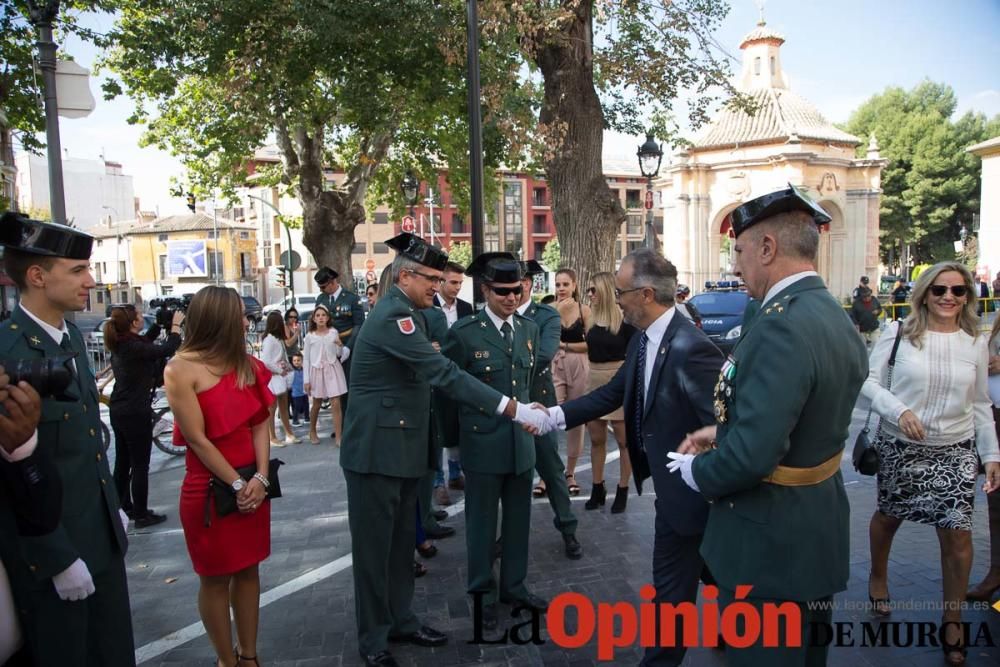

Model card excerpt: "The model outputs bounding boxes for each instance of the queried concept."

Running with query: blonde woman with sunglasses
[862,262,999,665]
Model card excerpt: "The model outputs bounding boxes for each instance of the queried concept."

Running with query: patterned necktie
[634,333,648,451]
[501,321,513,350]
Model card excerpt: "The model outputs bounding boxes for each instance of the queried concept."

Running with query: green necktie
[501,321,513,349]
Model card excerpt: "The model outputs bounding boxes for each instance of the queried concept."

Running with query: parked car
[89,314,157,346]
[242,296,264,324]
[262,293,320,317]
[689,283,751,354]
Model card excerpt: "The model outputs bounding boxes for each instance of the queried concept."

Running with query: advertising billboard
[166,240,208,277]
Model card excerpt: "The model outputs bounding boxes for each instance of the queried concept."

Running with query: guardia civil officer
[442,253,547,631]
[670,186,868,666]
[517,259,581,559]
[340,234,547,667]
[314,266,364,408]
[0,212,135,665]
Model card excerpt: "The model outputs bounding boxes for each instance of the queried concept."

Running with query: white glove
[339,346,351,363]
[514,402,550,434]
[119,509,129,534]
[666,452,700,492]
[52,558,95,601]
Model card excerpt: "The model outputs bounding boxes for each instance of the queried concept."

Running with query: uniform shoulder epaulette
[762,293,796,316]
[451,314,478,331]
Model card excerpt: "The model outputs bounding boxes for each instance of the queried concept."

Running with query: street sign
[365,257,376,271]
[279,250,302,271]
[365,270,377,283]
[402,215,415,233]
[644,190,654,210]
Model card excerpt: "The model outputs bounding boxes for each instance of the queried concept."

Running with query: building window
[533,241,546,259]
[352,242,364,254]
[239,231,250,240]
[161,285,173,295]
[208,251,223,278]
[119,261,126,282]
[96,239,103,247]
[159,255,167,279]
[206,230,218,239]
[503,182,523,257]
[262,245,272,267]
[158,233,168,242]
[533,214,547,234]
[429,213,442,233]
[373,242,389,254]
[452,214,466,233]
[96,290,104,304]
[770,56,775,75]
[374,212,389,225]
[94,264,102,283]
[120,290,128,302]
[625,189,641,209]
[532,187,547,207]
[239,253,252,279]
[754,57,761,75]
[626,213,643,235]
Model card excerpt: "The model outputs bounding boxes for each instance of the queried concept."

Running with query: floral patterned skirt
[874,434,978,531]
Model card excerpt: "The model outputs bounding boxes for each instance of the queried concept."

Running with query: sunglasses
[929,285,968,298]
[487,284,523,297]
[586,287,596,295]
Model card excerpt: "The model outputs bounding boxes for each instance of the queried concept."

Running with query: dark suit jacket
[434,295,473,319]
[561,313,722,537]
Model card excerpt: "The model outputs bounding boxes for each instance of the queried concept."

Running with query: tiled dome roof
[740,21,785,48]
[691,87,861,151]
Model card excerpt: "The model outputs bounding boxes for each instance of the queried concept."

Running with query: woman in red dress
[165,286,275,667]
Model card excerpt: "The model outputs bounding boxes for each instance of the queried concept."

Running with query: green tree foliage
[541,237,561,272]
[446,240,473,270]
[844,81,1000,264]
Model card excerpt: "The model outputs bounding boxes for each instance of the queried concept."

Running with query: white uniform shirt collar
[484,305,514,334]
[763,271,818,305]
[516,301,531,316]
[20,304,69,344]
[332,286,343,301]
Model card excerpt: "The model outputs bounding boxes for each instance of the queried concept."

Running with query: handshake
[511,402,560,436]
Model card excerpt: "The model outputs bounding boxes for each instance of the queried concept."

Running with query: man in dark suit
[541,248,722,666]
[432,261,473,503]
[0,213,134,665]
[670,185,868,667]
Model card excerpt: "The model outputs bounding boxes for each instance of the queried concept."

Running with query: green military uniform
[443,309,539,604]
[340,284,505,656]
[416,305,453,533]
[0,306,135,665]
[689,186,869,667]
[521,300,578,538]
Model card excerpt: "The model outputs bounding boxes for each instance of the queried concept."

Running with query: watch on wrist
[231,478,246,493]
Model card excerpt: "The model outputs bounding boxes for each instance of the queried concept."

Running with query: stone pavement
[120,413,1000,666]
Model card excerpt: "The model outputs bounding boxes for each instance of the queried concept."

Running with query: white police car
[688,281,750,354]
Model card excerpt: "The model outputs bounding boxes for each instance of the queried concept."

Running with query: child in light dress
[303,305,347,445]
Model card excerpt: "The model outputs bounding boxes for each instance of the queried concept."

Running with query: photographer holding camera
[0,212,135,666]
[105,303,183,528]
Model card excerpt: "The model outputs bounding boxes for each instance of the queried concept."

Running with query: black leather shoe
[481,603,499,631]
[563,534,583,560]
[424,525,456,539]
[501,593,548,614]
[389,625,448,647]
[432,509,448,521]
[361,650,399,666]
[134,512,167,528]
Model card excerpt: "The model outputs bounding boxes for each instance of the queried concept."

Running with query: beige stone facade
[967,136,1000,284]
[660,21,886,299]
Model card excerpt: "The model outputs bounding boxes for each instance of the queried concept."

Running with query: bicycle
[96,369,184,457]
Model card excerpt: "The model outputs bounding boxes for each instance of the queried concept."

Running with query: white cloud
[957,89,1000,119]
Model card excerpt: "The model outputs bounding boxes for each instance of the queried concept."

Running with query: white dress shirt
[440,297,460,328]
[761,271,818,305]
[641,307,675,407]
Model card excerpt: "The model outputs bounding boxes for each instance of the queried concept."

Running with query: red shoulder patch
[397,317,416,335]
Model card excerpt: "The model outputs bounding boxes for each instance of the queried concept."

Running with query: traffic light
[186,193,196,212]
[272,266,287,289]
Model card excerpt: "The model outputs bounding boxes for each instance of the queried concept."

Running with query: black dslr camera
[0,356,75,397]
[149,294,192,329]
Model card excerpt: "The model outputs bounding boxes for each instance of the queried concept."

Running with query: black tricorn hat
[519,259,545,277]
[467,252,523,283]
[729,184,831,238]
[314,267,339,286]
[385,233,449,271]
[0,211,93,260]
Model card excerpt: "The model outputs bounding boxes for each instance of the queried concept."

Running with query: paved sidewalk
[122,415,1000,666]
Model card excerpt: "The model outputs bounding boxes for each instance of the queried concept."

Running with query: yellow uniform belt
[762,449,843,486]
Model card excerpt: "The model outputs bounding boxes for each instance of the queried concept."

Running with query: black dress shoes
[134,512,167,528]
[501,593,548,614]
[388,625,448,647]
[424,525,456,539]
[563,534,583,560]
[361,650,399,666]
[432,509,448,521]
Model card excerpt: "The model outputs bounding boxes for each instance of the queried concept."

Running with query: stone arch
[708,203,743,286]
[816,200,846,293]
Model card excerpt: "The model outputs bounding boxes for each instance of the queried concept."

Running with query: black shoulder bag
[853,326,904,475]
[204,458,284,526]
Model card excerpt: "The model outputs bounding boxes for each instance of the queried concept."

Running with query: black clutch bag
[205,458,284,525]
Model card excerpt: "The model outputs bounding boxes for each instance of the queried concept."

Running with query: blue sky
[39,0,1000,215]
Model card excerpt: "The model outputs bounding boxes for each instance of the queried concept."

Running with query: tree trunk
[535,1,624,289]
[274,117,392,291]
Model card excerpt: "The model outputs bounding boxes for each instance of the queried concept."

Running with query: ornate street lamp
[637,133,663,249]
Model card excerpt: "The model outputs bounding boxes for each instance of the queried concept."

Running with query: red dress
[175,358,275,576]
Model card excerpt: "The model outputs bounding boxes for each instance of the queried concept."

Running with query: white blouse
[862,321,999,462]
[302,329,342,385]
[259,334,287,376]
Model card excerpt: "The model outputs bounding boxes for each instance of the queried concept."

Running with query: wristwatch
[231,478,246,493]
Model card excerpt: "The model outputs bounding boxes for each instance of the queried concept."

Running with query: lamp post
[637,133,663,250]
[246,193,296,301]
[401,170,419,229]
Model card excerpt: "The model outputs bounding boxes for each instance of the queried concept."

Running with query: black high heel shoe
[868,576,891,617]
[941,621,966,666]
[585,482,606,510]
[610,485,628,514]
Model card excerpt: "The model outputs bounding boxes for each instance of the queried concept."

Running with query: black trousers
[110,407,154,517]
